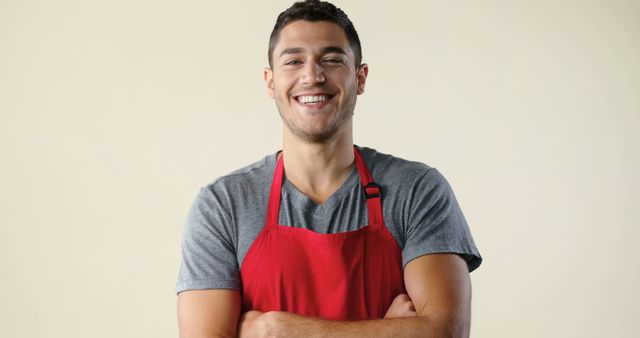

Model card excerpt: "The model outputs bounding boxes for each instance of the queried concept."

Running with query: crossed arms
[177,253,471,338]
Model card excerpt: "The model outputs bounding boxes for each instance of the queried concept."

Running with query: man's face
[265,20,368,143]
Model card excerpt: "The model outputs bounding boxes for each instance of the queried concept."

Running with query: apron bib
[240,146,404,320]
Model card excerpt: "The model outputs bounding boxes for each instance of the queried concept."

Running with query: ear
[264,67,275,98]
[356,63,369,95]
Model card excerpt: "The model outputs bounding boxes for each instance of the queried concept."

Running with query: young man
[176,1,482,337]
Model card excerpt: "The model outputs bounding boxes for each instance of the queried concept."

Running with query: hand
[384,293,417,318]
[239,311,307,338]
[238,310,265,338]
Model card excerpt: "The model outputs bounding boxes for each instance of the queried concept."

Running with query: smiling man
[176,1,482,337]
[270,20,360,145]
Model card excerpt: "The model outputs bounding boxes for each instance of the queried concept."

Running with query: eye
[323,58,343,64]
[284,59,302,66]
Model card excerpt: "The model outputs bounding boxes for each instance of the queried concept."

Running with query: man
[176,1,482,337]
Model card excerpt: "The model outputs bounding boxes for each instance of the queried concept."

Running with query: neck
[280,123,355,204]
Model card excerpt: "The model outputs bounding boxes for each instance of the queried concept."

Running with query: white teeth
[298,95,329,104]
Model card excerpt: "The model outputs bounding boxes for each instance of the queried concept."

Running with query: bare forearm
[293,316,442,338]
[258,311,465,338]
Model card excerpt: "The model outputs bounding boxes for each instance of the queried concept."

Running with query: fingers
[384,293,417,319]
[394,293,412,304]
[238,310,264,338]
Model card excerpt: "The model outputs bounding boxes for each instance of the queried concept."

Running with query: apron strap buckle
[363,182,382,199]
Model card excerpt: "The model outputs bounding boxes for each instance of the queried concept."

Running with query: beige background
[1,0,639,337]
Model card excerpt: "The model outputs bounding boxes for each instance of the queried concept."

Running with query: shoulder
[198,152,278,204]
[357,145,442,186]
[356,145,457,209]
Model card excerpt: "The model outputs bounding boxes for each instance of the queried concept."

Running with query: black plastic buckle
[363,182,382,199]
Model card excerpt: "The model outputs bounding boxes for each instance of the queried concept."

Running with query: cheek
[334,71,356,87]
[274,78,295,97]
[337,77,358,97]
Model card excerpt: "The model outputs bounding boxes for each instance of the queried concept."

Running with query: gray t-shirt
[176,145,482,294]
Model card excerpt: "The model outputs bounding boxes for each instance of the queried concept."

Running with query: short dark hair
[268,0,362,69]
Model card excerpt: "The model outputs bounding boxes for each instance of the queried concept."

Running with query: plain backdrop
[1,0,639,337]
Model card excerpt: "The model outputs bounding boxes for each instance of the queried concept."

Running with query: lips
[293,93,335,108]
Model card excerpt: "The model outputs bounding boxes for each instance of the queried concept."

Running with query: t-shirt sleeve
[402,168,482,272]
[175,186,241,294]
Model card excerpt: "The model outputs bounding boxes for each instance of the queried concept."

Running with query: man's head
[265,0,368,144]
[268,0,362,70]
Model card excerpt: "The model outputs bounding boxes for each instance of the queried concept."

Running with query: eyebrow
[279,46,348,58]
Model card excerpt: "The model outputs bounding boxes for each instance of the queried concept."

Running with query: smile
[294,94,335,108]
[298,95,330,103]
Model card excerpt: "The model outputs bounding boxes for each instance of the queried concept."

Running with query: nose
[301,61,325,85]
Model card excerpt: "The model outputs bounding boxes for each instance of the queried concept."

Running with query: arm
[178,289,241,338]
[176,186,244,337]
[240,253,472,338]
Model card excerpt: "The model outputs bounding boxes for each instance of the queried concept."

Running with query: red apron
[240,146,405,320]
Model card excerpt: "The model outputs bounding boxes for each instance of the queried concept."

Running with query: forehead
[275,20,353,56]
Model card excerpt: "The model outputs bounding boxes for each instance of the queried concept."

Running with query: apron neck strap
[266,145,384,227]
[354,146,384,225]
